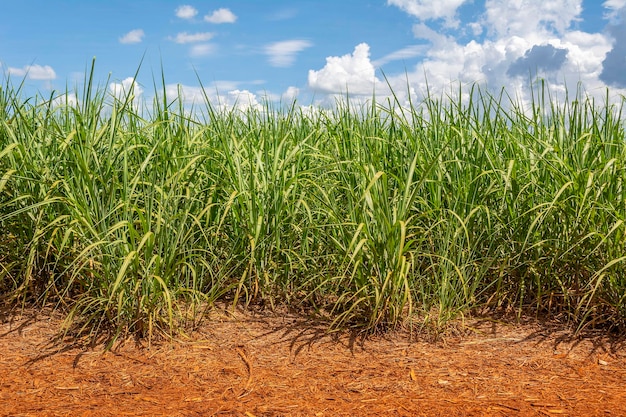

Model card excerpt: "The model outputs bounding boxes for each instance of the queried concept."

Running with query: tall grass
[1,67,626,342]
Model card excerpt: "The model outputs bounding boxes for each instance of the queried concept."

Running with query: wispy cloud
[176,5,198,19]
[603,0,626,17]
[190,44,216,57]
[372,45,428,66]
[211,80,240,91]
[387,0,470,26]
[267,8,298,21]
[7,64,56,80]
[264,40,313,67]
[204,8,237,24]
[119,29,144,44]
[171,32,215,44]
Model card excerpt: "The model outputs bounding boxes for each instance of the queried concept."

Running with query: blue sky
[2,0,626,109]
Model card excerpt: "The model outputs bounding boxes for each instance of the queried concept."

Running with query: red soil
[1,309,625,416]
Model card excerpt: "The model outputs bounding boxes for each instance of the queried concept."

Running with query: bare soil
[1,308,625,416]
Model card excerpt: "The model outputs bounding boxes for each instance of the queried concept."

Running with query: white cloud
[189,43,216,57]
[308,43,382,95]
[256,91,281,103]
[171,32,215,44]
[268,8,298,21]
[7,64,56,80]
[176,5,198,19]
[281,86,300,102]
[212,80,241,92]
[165,84,205,106]
[483,0,582,37]
[603,0,626,21]
[165,83,261,112]
[222,89,261,111]
[51,92,79,108]
[372,45,427,66]
[468,22,483,36]
[562,31,612,79]
[119,29,144,44]
[604,0,626,11]
[387,0,470,25]
[8,66,25,78]
[204,8,237,24]
[264,40,313,67]
[412,23,453,47]
[377,0,626,107]
[164,82,270,114]
[109,77,144,104]
[298,0,626,111]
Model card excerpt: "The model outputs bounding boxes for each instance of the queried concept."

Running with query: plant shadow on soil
[3,302,626,417]
[2,299,626,362]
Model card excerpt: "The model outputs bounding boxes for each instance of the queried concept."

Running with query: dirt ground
[1,308,625,417]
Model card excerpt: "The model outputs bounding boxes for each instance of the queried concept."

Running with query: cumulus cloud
[169,84,260,111]
[189,44,216,57]
[171,32,215,44]
[264,40,313,67]
[7,64,56,80]
[387,0,470,25]
[119,29,144,44]
[308,43,382,95]
[51,92,79,108]
[164,84,205,106]
[483,0,582,37]
[281,86,300,102]
[176,5,198,19]
[109,77,143,103]
[223,90,261,111]
[204,8,237,24]
[507,44,569,77]
[373,0,626,109]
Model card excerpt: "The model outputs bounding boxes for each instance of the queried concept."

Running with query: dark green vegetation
[1,69,625,342]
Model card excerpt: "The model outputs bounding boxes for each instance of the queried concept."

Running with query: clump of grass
[1,63,626,343]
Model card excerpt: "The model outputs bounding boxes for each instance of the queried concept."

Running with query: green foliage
[1,65,626,342]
